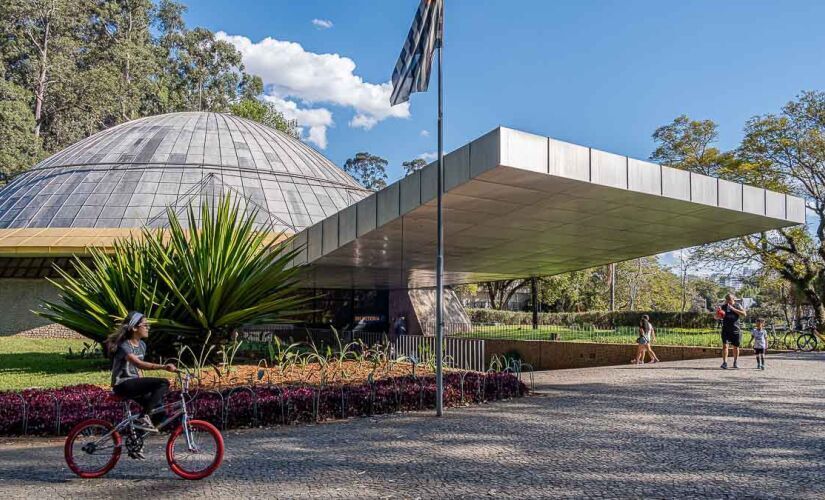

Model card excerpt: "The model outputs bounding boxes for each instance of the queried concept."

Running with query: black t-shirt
[721,303,741,334]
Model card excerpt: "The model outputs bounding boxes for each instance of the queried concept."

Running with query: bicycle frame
[85,374,198,453]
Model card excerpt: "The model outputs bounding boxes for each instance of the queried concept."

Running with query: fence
[421,322,732,348]
[395,335,486,372]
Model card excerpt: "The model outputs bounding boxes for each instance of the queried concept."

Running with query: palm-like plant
[146,197,307,343]
[38,195,308,355]
[38,238,169,343]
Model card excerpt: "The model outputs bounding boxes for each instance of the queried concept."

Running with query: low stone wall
[12,324,84,339]
[485,340,755,370]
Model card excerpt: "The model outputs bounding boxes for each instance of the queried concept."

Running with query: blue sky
[184,0,825,186]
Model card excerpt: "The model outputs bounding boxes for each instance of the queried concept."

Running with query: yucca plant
[38,238,169,344]
[144,197,307,344]
[38,194,309,356]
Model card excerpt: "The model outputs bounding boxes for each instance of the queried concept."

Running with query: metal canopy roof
[290,127,805,289]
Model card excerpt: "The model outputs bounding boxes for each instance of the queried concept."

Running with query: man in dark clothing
[719,293,747,369]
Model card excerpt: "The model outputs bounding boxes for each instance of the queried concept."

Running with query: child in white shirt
[751,318,768,370]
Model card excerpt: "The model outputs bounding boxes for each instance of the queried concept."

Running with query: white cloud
[418,151,437,162]
[311,19,333,29]
[217,32,410,146]
[262,94,333,149]
[420,129,430,137]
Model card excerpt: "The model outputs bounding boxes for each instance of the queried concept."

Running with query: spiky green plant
[144,197,308,342]
[38,195,309,356]
[38,238,169,343]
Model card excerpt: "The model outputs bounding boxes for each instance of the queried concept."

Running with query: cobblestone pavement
[2,352,825,499]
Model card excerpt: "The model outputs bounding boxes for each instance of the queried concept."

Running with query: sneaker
[133,415,159,433]
[721,362,728,369]
[761,365,766,371]
[129,449,146,460]
[733,361,739,369]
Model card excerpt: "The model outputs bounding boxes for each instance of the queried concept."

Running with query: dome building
[0,111,368,243]
[0,112,370,335]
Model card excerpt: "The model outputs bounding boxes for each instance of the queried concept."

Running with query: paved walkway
[2,353,825,499]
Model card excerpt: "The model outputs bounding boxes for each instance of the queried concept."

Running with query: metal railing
[395,335,486,372]
[426,321,729,348]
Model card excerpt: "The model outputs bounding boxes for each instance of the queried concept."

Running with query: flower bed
[193,361,433,389]
[0,372,527,436]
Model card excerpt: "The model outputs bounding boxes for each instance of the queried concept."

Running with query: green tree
[735,91,825,331]
[343,152,388,190]
[0,0,84,138]
[402,158,427,176]
[87,0,158,122]
[170,27,245,112]
[651,115,734,177]
[480,279,528,310]
[230,98,299,138]
[0,77,43,177]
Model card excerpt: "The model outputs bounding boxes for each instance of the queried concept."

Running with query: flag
[389,0,444,106]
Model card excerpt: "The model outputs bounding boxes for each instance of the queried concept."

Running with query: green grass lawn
[0,337,171,392]
[451,325,726,347]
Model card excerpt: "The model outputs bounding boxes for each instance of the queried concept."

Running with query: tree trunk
[33,16,51,137]
[801,286,825,334]
[121,8,134,122]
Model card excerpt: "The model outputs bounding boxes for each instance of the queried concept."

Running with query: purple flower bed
[0,372,527,436]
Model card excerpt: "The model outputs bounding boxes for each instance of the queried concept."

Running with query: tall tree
[402,158,427,176]
[651,115,733,177]
[170,27,245,112]
[0,0,84,137]
[88,0,158,122]
[481,279,529,310]
[343,152,388,190]
[0,77,43,177]
[229,98,299,138]
[734,91,825,332]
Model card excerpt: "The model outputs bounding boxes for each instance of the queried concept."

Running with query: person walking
[718,293,747,369]
[751,318,768,370]
[633,314,660,365]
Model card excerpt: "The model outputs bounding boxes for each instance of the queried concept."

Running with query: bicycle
[795,326,824,352]
[64,372,224,480]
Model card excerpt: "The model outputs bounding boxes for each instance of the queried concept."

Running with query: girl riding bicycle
[106,312,177,443]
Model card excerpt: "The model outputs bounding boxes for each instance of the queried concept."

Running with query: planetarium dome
[0,112,369,235]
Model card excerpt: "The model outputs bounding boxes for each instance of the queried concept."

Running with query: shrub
[467,308,716,329]
[0,373,527,436]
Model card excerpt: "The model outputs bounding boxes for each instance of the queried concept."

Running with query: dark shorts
[721,330,741,347]
[753,348,766,355]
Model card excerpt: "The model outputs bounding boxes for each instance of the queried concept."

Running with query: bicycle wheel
[166,419,224,480]
[797,334,818,352]
[64,419,122,478]
[783,332,798,350]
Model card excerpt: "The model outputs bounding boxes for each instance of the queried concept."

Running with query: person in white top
[633,315,660,365]
[751,318,768,370]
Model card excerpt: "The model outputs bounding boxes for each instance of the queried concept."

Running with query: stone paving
[2,352,825,499]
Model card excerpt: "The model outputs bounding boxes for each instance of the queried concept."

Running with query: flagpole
[435,25,445,417]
